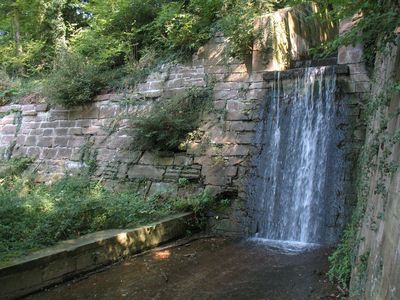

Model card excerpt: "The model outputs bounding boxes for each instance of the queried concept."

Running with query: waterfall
[249,66,346,245]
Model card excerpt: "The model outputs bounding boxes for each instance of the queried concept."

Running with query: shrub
[0,174,176,264]
[0,39,48,76]
[133,85,213,151]
[0,70,18,105]
[0,157,32,178]
[44,53,106,107]
[0,170,223,264]
[149,2,216,56]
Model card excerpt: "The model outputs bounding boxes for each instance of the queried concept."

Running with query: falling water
[248,66,346,245]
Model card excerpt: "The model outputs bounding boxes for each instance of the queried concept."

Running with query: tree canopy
[0,0,399,100]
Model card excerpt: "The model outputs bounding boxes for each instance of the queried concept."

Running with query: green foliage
[306,0,400,68]
[70,29,130,69]
[44,53,106,107]
[0,157,32,177]
[0,39,48,76]
[0,70,18,105]
[218,0,282,60]
[0,0,288,82]
[133,84,214,151]
[328,201,366,289]
[178,177,190,187]
[0,173,216,264]
[172,189,230,228]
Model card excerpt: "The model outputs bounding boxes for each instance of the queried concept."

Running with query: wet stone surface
[27,237,337,300]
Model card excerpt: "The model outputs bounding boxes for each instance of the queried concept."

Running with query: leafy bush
[133,85,213,151]
[148,1,219,57]
[0,174,179,264]
[70,29,130,69]
[0,157,32,177]
[44,53,106,107]
[305,0,400,67]
[0,70,18,105]
[0,39,48,76]
[0,159,224,264]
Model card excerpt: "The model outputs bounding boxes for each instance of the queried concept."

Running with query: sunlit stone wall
[0,4,342,236]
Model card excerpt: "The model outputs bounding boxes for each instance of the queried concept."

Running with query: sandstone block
[99,106,119,119]
[355,81,371,93]
[220,145,250,156]
[246,89,266,100]
[107,136,131,150]
[148,182,177,196]
[0,115,15,125]
[43,129,54,136]
[40,148,58,159]
[224,73,249,82]
[149,81,164,90]
[1,125,17,135]
[53,137,69,147]
[30,128,43,136]
[1,135,15,144]
[227,121,257,132]
[24,136,37,146]
[68,127,83,135]
[26,147,41,158]
[164,167,181,181]
[49,110,69,121]
[54,128,68,136]
[236,132,255,144]
[174,154,193,166]
[127,165,165,180]
[116,163,128,179]
[71,106,99,119]
[141,90,163,98]
[214,82,249,91]
[40,122,59,129]
[213,100,226,110]
[16,135,26,145]
[97,148,115,161]
[226,111,252,121]
[57,148,72,159]
[35,104,49,112]
[202,165,231,186]
[214,89,239,100]
[36,137,53,147]
[22,110,37,117]
[67,136,86,147]
[180,168,201,180]
[139,151,174,166]
[83,126,105,135]
[338,44,363,64]
[75,120,91,127]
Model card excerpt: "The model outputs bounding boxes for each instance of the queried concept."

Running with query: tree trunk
[12,13,22,56]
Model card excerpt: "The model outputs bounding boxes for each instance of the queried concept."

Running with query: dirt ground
[26,237,339,300]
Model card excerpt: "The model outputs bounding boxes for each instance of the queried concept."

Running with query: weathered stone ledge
[291,57,338,68]
[0,212,194,300]
[263,65,349,81]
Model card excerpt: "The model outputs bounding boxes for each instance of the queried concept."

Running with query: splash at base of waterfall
[249,237,322,254]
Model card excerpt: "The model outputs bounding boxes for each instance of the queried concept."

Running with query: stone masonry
[0,4,343,235]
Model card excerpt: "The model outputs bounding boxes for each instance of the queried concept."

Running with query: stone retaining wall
[0,4,353,236]
[349,41,400,300]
